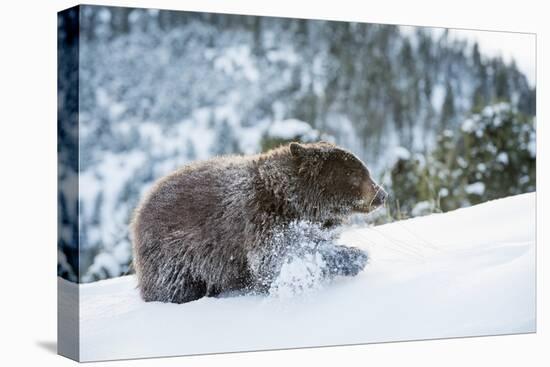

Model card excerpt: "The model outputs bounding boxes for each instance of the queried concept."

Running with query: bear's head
[289,142,387,216]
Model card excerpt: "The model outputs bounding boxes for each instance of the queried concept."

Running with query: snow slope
[64,193,536,362]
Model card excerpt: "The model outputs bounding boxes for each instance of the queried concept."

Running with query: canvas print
[57,5,536,362]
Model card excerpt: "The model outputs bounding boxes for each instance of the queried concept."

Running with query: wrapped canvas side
[57,5,80,362]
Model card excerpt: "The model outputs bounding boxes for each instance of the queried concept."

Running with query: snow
[461,118,476,133]
[61,193,535,362]
[431,83,446,111]
[482,102,511,117]
[214,45,259,82]
[86,253,120,279]
[497,152,509,165]
[465,182,486,195]
[266,119,319,140]
[528,138,536,158]
[394,146,411,160]
[411,200,432,216]
[270,251,327,298]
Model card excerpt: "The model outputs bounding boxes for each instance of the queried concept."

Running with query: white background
[0,0,547,366]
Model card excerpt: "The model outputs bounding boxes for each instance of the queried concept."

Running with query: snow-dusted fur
[131,142,386,303]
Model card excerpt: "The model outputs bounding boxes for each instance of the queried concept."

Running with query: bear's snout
[355,181,387,213]
[371,186,387,207]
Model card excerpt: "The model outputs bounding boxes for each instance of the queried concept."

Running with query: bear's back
[134,156,255,241]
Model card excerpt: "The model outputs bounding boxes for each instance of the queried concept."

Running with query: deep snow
[62,193,535,361]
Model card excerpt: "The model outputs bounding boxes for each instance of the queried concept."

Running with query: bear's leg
[171,278,207,304]
[320,245,368,277]
[206,284,221,297]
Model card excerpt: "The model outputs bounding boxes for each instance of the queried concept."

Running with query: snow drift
[61,193,536,361]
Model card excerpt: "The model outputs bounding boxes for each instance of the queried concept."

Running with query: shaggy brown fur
[131,142,386,303]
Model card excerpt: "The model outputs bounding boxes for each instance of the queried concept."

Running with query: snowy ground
[62,193,536,362]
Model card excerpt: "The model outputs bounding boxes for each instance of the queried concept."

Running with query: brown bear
[131,141,387,303]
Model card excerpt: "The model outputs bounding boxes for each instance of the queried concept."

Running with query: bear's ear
[289,142,308,158]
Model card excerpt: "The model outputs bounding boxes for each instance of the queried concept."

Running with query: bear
[131,141,387,303]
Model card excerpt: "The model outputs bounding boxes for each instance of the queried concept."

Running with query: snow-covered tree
[388,102,535,219]
[460,103,535,203]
